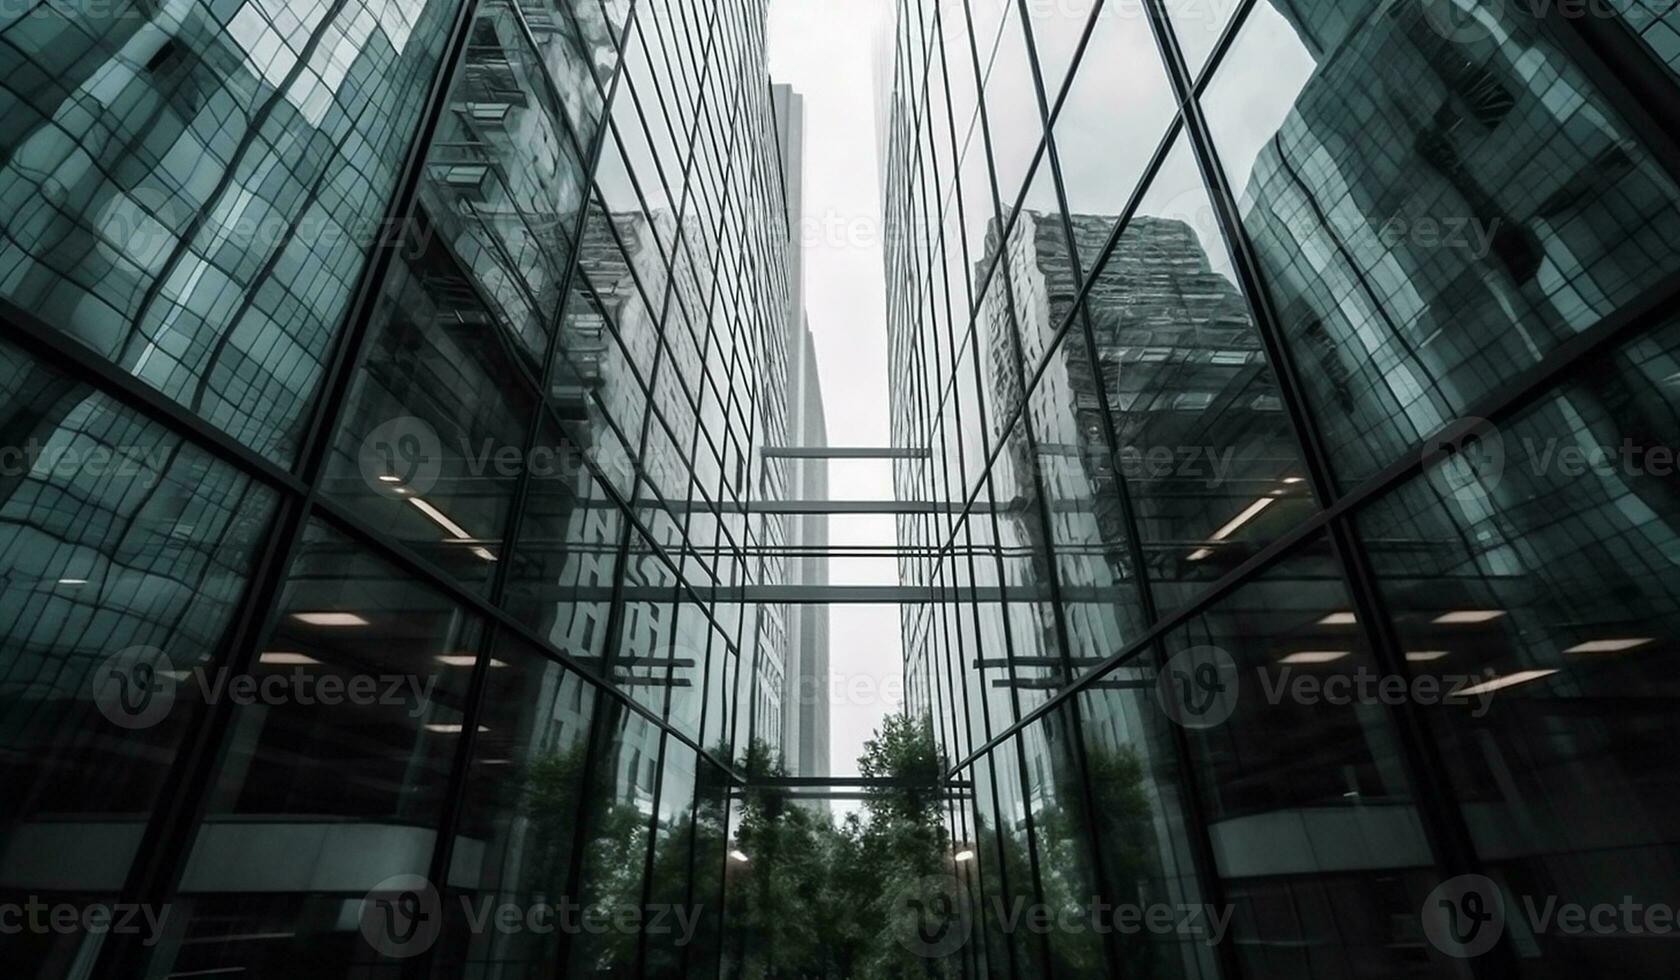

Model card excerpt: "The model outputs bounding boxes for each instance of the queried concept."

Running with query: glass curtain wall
[0,0,792,977]
[884,0,1680,977]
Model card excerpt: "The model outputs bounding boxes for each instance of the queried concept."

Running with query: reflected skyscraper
[884,0,1680,977]
[0,0,794,976]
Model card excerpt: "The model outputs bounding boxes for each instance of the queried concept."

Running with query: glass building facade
[883,0,1680,977]
[0,0,795,976]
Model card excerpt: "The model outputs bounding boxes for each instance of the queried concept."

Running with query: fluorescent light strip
[259,652,321,665]
[1280,651,1351,665]
[1209,497,1277,542]
[1563,638,1653,654]
[1456,669,1559,698]
[1318,612,1358,626]
[1406,651,1450,663]
[291,612,369,627]
[1433,610,1506,625]
[424,723,490,734]
[410,497,472,539]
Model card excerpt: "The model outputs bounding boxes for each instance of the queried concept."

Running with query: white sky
[768,0,903,781]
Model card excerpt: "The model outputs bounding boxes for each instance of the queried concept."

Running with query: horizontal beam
[761,447,930,459]
[536,585,1069,604]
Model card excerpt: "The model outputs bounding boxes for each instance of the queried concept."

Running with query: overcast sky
[767,0,902,784]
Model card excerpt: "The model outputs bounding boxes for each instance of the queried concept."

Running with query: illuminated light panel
[436,655,508,668]
[1406,651,1450,663]
[1186,547,1215,562]
[259,652,321,665]
[1209,497,1277,541]
[1433,610,1506,625]
[954,849,975,863]
[1318,612,1358,626]
[728,850,750,863]
[410,497,472,540]
[291,612,369,627]
[1563,638,1654,654]
[1280,651,1351,665]
[424,723,491,734]
[1455,669,1559,698]
[56,578,88,586]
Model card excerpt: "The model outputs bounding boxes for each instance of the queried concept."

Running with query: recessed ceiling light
[1283,477,1306,485]
[260,652,321,665]
[436,655,508,668]
[1406,651,1450,663]
[378,475,403,483]
[1563,638,1654,654]
[1209,497,1277,541]
[1280,651,1351,665]
[291,612,370,627]
[1433,610,1506,625]
[1186,548,1215,562]
[1318,612,1358,626]
[56,578,88,586]
[424,723,490,734]
[1455,669,1558,698]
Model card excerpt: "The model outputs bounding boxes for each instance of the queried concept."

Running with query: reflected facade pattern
[1,0,792,977]
[884,0,1680,977]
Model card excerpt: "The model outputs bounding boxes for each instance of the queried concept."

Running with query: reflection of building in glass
[0,0,791,976]
[884,0,1680,976]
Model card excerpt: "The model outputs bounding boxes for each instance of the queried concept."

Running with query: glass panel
[565,702,660,976]
[1358,317,1680,974]
[979,2,1044,217]
[1025,0,1099,103]
[1078,665,1221,977]
[0,340,276,975]
[0,0,462,464]
[1203,0,1680,489]
[1162,536,1448,976]
[1053,0,1178,270]
[435,634,598,974]
[143,521,483,976]
[1163,0,1246,78]
[1018,708,1108,975]
[1086,133,1317,616]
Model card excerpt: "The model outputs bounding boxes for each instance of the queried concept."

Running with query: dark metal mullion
[941,258,1680,779]
[1148,1,1509,975]
[91,3,489,976]
[419,3,647,970]
[925,120,1185,563]
[953,7,1049,973]
[1013,4,1197,976]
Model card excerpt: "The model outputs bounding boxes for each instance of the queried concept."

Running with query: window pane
[1359,317,1680,974]
[0,0,462,464]
[143,521,484,976]
[1203,0,1680,489]
[0,340,276,974]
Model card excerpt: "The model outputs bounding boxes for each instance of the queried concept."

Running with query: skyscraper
[0,1,793,976]
[883,0,1680,976]
[771,83,831,782]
